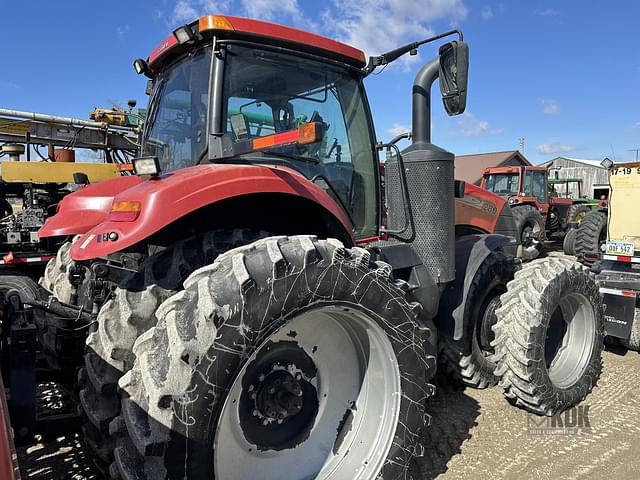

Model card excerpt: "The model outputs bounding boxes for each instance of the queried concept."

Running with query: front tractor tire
[113,236,435,480]
[439,250,513,389]
[491,257,604,416]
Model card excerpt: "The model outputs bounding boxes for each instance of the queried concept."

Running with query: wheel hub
[252,366,304,424]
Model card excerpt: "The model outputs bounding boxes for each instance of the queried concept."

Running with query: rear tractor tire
[567,204,591,226]
[491,257,604,416]
[439,250,514,389]
[113,236,435,480]
[575,210,607,263]
[563,228,578,256]
[511,205,545,261]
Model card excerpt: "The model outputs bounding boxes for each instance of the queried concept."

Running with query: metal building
[541,156,609,199]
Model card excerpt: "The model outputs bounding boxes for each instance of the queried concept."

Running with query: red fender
[40,175,143,237]
[51,164,353,261]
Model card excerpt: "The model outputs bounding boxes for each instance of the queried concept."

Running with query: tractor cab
[481,165,550,212]
[137,16,379,238]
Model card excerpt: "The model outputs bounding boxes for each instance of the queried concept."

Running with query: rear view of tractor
[20,14,606,479]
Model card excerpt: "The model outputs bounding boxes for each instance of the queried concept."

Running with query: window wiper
[254,151,320,164]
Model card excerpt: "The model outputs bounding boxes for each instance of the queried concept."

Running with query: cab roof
[148,15,367,70]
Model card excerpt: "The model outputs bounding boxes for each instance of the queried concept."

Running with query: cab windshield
[484,173,520,196]
[142,47,212,172]
[222,44,379,238]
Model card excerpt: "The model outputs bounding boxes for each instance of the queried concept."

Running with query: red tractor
[481,165,591,255]
[0,15,604,480]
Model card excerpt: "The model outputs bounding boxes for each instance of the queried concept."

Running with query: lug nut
[258,374,265,382]
[252,409,260,417]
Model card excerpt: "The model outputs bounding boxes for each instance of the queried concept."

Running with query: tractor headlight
[133,156,161,176]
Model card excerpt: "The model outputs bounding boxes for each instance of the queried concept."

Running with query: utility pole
[518,137,525,153]
[629,148,640,162]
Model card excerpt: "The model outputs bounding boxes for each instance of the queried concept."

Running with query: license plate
[605,241,635,256]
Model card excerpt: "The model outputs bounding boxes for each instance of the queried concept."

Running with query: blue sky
[1,0,639,164]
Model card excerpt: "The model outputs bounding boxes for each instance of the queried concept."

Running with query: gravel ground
[17,349,640,480]
[16,246,640,479]
[420,349,640,480]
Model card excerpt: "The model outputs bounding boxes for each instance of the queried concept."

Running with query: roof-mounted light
[173,24,196,44]
[133,58,152,77]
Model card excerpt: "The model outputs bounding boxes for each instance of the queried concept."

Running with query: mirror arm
[364,29,463,75]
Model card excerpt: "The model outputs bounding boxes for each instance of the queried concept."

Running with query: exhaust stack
[386,56,459,285]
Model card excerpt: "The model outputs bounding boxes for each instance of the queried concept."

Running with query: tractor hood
[39,175,143,238]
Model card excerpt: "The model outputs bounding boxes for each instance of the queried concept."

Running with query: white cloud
[322,0,468,61]
[161,0,467,64]
[632,122,640,130]
[116,25,130,41]
[457,112,503,137]
[541,99,560,115]
[481,6,494,19]
[241,0,302,22]
[170,0,200,24]
[537,141,574,155]
[534,8,559,16]
[387,123,411,137]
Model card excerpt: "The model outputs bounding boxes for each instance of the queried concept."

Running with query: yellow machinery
[0,161,120,184]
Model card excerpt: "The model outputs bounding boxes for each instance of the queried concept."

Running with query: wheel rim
[214,304,401,480]
[544,292,597,388]
[522,225,534,246]
[476,293,502,356]
[575,211,587,224]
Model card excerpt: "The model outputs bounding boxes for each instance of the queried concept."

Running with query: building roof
[543,156,606,169]
[455,150,530,184]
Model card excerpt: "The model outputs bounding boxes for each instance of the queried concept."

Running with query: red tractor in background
[0,15,605,480]
[481,165,591,256]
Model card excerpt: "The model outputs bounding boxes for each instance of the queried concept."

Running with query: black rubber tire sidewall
[123,238,433,480]
[512,205,545,246]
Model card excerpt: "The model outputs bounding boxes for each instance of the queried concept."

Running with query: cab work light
[173,25,196,44]
[133,156,161,176]
[109,201,142,222]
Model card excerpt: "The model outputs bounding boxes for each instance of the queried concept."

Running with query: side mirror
[438,41,469,116]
